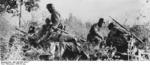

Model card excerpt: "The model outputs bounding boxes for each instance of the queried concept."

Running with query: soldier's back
[106,27,128,53]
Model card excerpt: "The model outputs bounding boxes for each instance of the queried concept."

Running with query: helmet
[45,18,51,24]
[98,18,104,24]
[98,18,104,27]
[47,3,53,13]
[108,22,116,30]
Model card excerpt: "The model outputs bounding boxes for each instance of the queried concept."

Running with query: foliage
[0,0,39,14]
[130,25,150,49]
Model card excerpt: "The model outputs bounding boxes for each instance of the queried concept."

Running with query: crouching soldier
[106,23,130,60]
[87,18,105,46]
[86,18,106,60]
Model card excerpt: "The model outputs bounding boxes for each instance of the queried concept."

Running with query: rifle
[15,27,35,38]
[109,16,145,44]
[15,27,28,35]
[52,27,86,42]
[52,27,69,34]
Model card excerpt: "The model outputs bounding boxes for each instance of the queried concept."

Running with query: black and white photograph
[0,0,150,64]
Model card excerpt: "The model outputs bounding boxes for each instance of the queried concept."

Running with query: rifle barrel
[15,27,28,35]
[54,27,86,42]
[109,16,145,44]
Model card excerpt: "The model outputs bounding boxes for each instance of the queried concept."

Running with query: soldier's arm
[94,26,103,39]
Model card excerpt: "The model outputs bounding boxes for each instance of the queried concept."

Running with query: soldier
[38,18,52,38]
[37,18,63,51]
[106,22,128,53]
[28,26,37,48]
[37,18,53,49]
[46,3,60,28]
[37,18,79,57]
[87,18,105,45]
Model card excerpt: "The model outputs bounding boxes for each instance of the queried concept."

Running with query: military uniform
[51,11,60,28]
[47,4,60,28]
[87,23,104,45]
[106,24,128,53]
